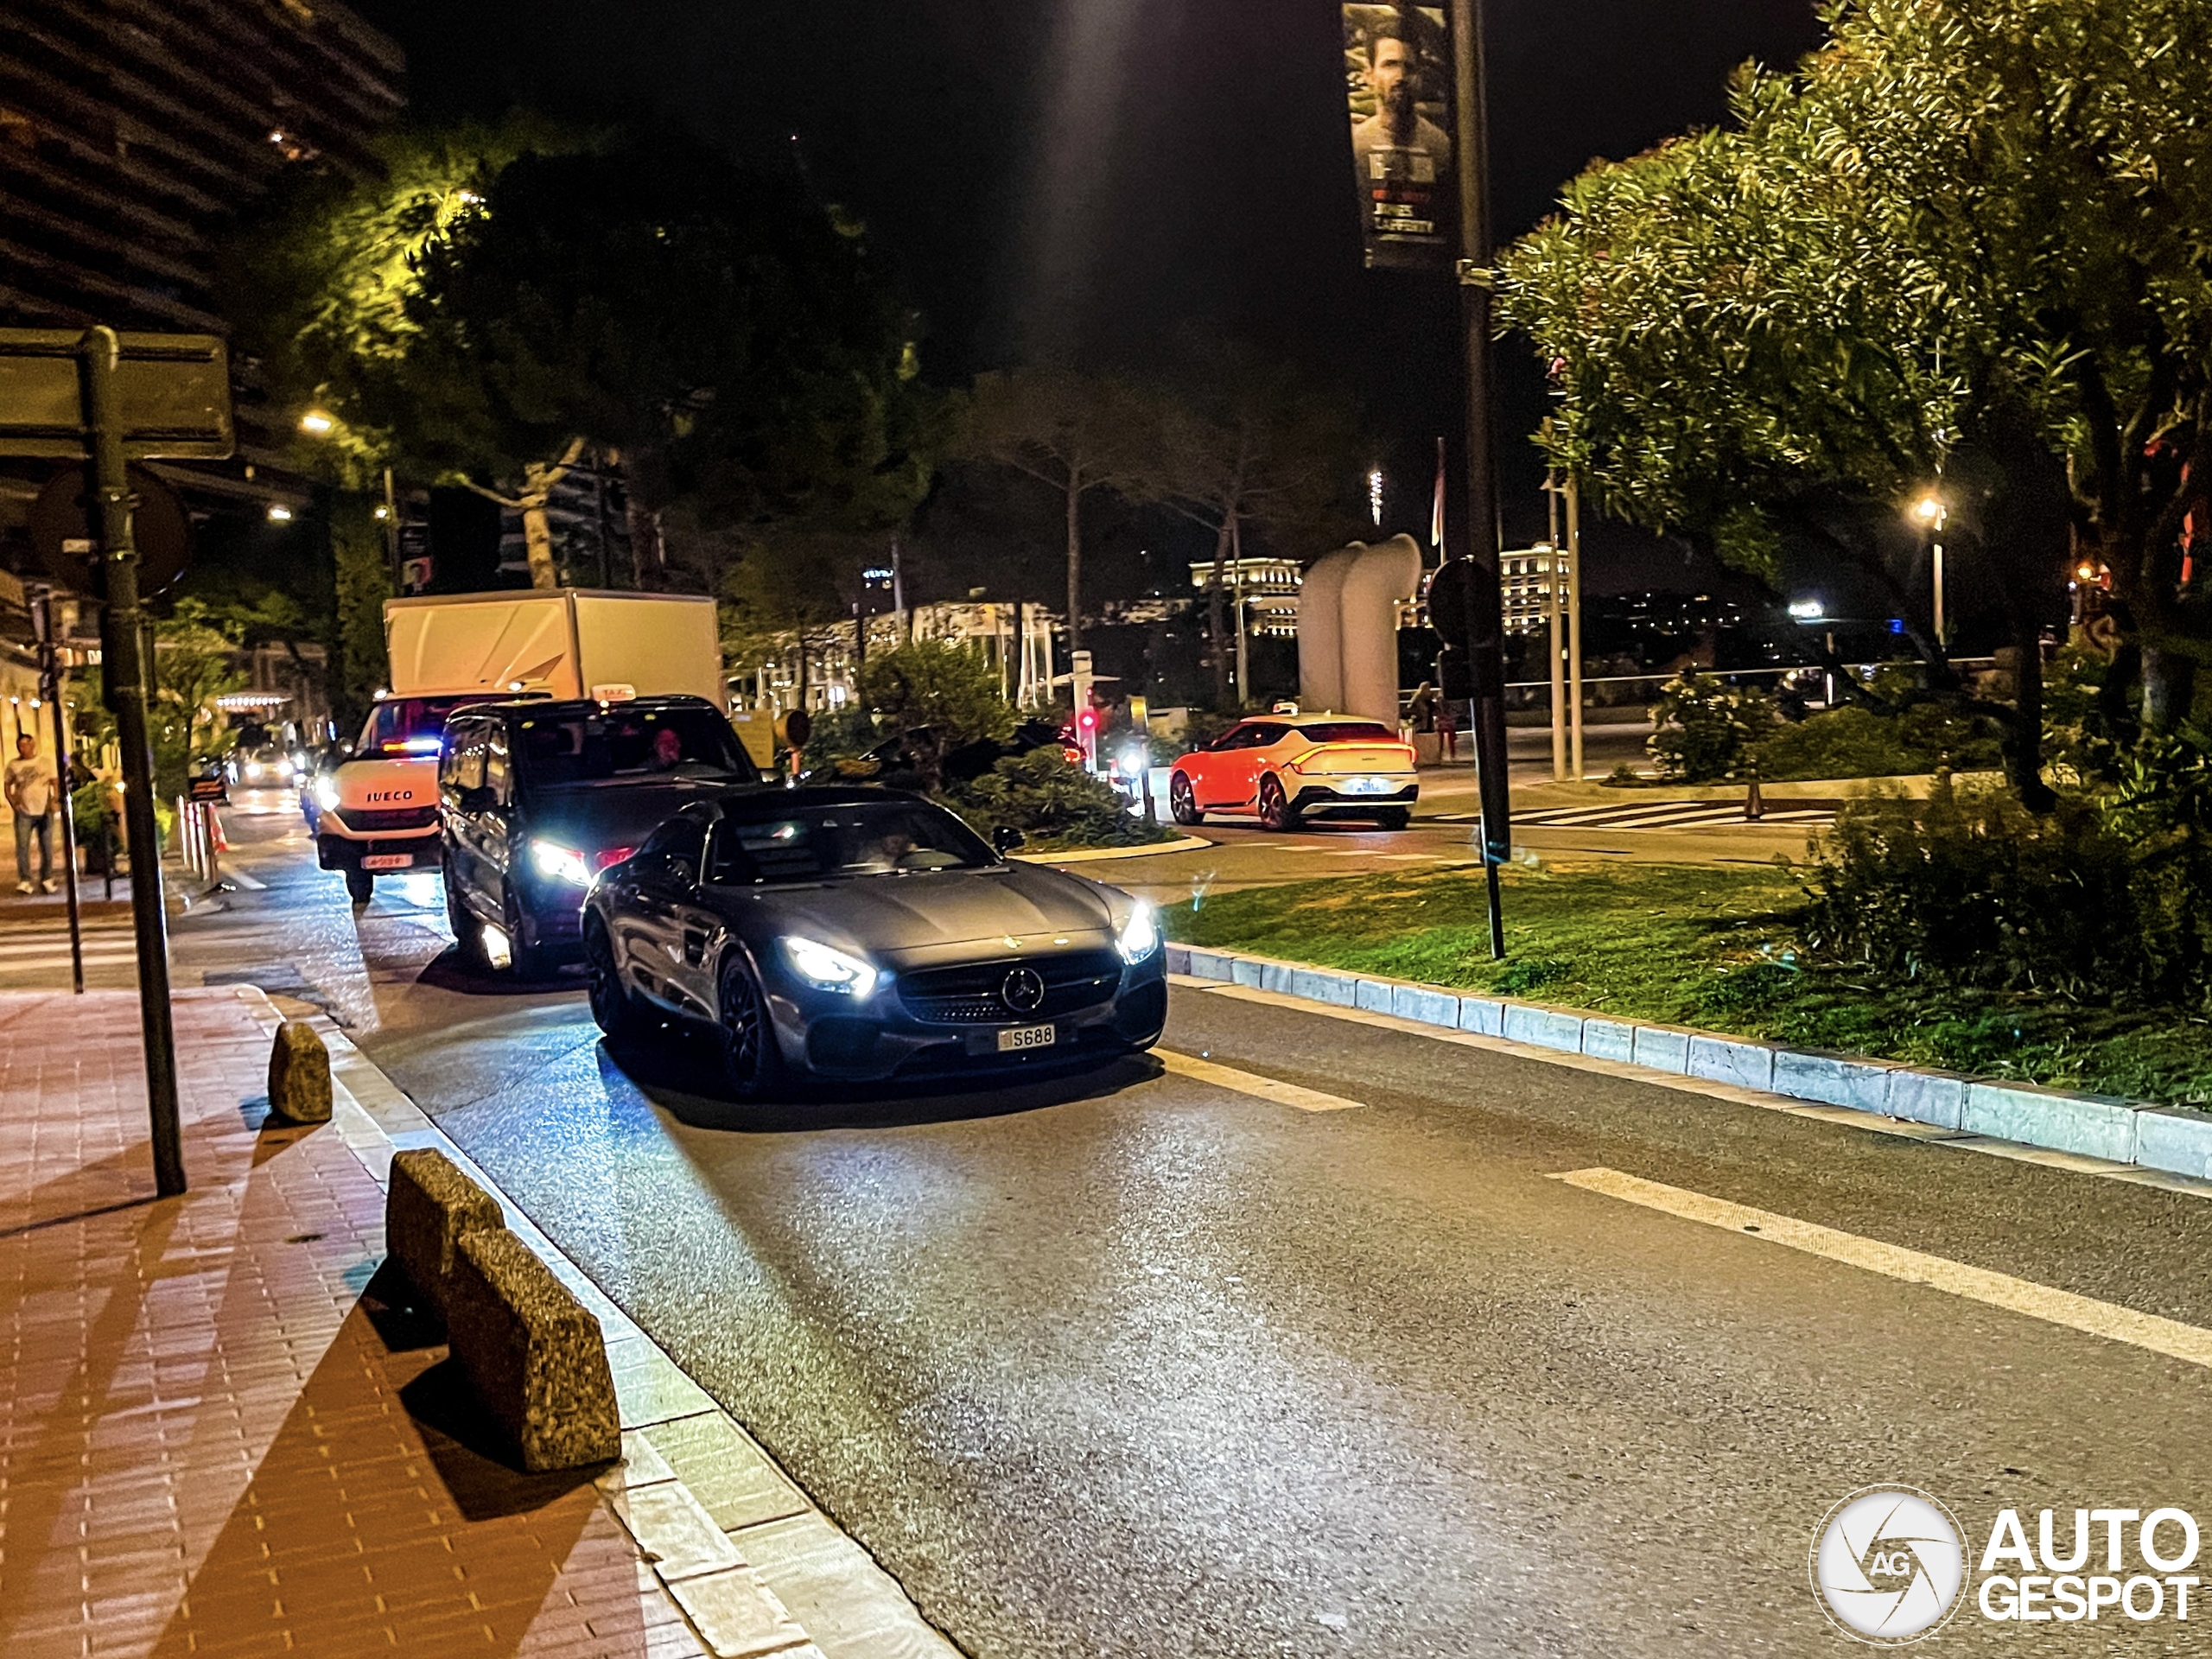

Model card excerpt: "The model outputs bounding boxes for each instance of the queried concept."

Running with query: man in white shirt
[6,733,58,894]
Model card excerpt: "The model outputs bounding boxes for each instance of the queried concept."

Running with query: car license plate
[361,854,415,870]
[996,1024,1057,1053]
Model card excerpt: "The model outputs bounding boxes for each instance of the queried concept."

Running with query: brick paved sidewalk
[0,988,823,1659]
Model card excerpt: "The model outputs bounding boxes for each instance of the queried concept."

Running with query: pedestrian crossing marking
[1436,800,1839,832]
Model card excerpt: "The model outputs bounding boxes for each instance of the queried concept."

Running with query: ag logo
[1811,1487,1967,1645]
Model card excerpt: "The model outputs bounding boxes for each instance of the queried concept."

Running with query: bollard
[266,1020,333,1124]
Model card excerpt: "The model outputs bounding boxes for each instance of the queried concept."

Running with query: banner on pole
[1343,4,1456,272]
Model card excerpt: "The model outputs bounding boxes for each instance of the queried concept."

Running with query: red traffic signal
[1077,708,1099,733]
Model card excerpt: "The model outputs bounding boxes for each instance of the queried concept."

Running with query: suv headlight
[313,777,340,811]
[531,841,591,886]
[1116,902,1161,963]
[782,936,878,998]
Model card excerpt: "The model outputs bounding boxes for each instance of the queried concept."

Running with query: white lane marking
[1552,1166,2212,1369]
[1156,1048,1363,1113]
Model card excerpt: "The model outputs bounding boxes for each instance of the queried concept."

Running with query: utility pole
[1566,473,1585,779]
[81,327,184,1197]
[1448,0,1511,959]
[1544,473,1566,780]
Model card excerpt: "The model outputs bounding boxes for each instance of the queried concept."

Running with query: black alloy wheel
[717,957,785,1100]
[502,886,552,981]
[584,916,646,1043]
[344,867,373,905]
[1169,772,1204,826]
[1257,775,1300,833]
[442,854,476,954]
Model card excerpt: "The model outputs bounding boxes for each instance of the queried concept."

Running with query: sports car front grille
[329,805,440,833]
[899,948,1122,1025]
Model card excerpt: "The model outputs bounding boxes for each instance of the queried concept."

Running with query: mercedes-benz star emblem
[1001,967,1046,1014]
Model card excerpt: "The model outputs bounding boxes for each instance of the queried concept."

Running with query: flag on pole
[1430,435,1446,552]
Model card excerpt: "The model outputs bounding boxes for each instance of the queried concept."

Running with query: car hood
[728,862,1122,968]
[524,779,744,858]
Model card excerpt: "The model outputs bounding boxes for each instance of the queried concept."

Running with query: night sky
[353,0,1827,589]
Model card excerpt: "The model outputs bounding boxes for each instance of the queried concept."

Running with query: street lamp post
[1447,0,1512,960]
[1914,493,1948,650]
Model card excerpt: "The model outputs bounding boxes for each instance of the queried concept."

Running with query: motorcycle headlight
[781,935,878,998]
[530,840,591,886]
[1116,902,1161,964]
[313,777,340,811]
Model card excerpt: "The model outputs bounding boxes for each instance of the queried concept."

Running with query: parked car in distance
[226,742,296,788]
[582,786,1166,1097]
[440,695,760,978]
[1167,714,1417,831]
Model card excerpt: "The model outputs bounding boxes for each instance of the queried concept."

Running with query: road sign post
[27,588,85,995]
[0,325,228,1198]
[83,327,187,1196]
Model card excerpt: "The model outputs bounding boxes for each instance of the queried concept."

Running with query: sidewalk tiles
[0,987,874,1659]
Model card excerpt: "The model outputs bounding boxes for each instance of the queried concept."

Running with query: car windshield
[518,707,757,786]
[706,799,995,886]
[1296,721,1397,744]
[359,696,487,756]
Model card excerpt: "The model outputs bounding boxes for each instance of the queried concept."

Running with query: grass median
[1164,860,2212,1108]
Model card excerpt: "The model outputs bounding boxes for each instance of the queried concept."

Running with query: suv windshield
[518,706,756,786]
[706,799,993,886]
[359,696,490,756]
[1296,721,1398,744]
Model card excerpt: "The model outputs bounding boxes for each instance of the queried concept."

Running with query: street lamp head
[299,410,334,436]
[1912,493,1945,526]
[266,504,294,524]
[1787,598,1825,621]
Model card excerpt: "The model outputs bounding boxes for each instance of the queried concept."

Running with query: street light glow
[299,410,334,435]
[1368,468,1384,527]
[1788,598,1825,620]
[1913,494,1945,525]
[266,504,294,524]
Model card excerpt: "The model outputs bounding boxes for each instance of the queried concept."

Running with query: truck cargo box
[384,590,727,709]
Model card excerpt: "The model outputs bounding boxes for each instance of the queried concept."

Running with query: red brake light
[591,846,636,873]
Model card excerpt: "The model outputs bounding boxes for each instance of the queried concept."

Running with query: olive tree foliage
[1497,0,2212,803]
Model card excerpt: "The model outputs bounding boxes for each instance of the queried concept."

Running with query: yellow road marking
[1553,1166,2212,1369]
[1156,1049,1363,1113]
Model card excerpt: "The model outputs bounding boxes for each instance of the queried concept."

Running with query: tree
[961,368,1149,652]
[855,640,1015,791]
[1497,0,2212,804]
[1133,342,1366,708]
[718,534,860,706]
[226,124,936,590]
[330,503,392,732]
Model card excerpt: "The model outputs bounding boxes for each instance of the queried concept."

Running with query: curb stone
[230,987,957,1659]
[1166,943,2212,1185]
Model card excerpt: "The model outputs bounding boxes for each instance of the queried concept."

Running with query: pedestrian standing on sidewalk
[6,732,58,893]
[1435,698,1460,764]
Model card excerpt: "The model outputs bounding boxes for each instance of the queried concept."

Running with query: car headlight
[313,777,340,811]
[243,761,263,779]
[1116,902,1161,964]
[781,935,878,998]
[530,840,591,886]
[276,760,295,779]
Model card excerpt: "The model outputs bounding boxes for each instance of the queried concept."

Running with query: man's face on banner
[1368,35,1415,118]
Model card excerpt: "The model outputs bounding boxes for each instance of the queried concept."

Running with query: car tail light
[591,846,637,873]
[1286,747,1321,772]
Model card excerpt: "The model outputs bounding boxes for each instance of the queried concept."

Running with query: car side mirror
[993,826,1026,855]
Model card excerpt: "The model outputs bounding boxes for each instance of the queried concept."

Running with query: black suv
[439,696,760,976]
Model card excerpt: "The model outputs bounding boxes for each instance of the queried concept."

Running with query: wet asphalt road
[168,793,2212,1656]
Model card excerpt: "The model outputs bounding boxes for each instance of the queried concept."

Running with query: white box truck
[313,590,728,903]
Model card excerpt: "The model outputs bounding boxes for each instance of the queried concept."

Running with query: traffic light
[1075,704,1100,769]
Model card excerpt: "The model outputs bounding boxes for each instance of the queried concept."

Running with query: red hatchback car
[1168,714,1419,831]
